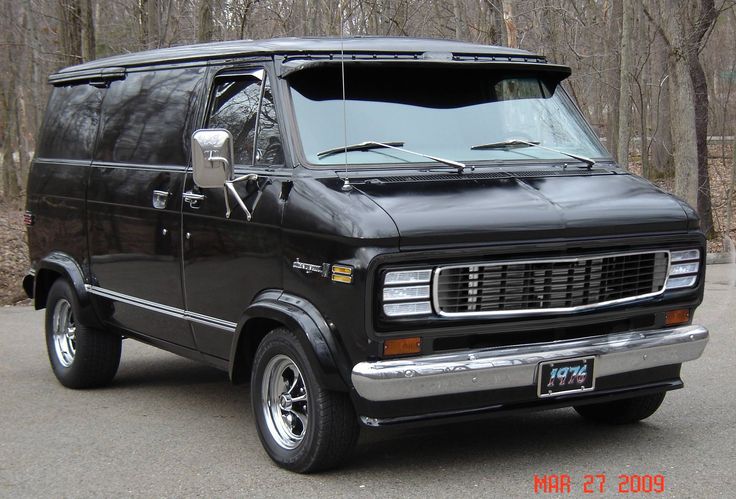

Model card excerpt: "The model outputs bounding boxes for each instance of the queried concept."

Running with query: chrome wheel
[51,298,76,367]
[261,354,309,450]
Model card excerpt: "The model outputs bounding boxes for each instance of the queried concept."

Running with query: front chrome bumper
[352,325,708,402]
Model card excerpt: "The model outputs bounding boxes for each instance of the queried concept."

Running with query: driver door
[182,67,287,363]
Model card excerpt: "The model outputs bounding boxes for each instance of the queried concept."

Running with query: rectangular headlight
[669,262,699,276]
[383,285,430,302]
[382,268,433,317]
[666,249,700,290]
[384,270,432,285]
[670,249,700,262]
[666,275,698,289]
[383,301,432,317]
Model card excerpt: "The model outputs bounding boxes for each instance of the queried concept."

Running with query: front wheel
[574,392,667,425]
[251,328,359,473]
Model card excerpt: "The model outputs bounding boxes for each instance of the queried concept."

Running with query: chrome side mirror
[191,129,234,188]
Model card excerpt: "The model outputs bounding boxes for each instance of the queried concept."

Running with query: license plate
[537,357,595,398]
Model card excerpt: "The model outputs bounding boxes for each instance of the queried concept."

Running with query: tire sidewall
[46,278,79,378]
[45,279,87,385]
[251,329,323,471]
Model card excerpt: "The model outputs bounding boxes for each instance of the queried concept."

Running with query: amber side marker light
[331,264,353,284]
[665,309,690,326]
[383,337,421,357]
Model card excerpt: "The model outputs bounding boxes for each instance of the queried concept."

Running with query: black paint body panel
[355,173,691,248]
[181,172,285,359]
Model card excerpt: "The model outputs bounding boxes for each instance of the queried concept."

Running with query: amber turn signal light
[665,308,690,326]
[383,337,421,357]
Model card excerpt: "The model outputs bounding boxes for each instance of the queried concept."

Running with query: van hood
[354,171,694,249]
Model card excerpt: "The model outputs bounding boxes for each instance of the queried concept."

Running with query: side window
[208,76,261,165]
[207,72,284,167]
[36,84,104,160]
[96,66,205,165]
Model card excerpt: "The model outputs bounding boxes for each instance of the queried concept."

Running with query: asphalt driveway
[1,265,735,497]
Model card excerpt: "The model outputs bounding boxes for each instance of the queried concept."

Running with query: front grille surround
[433,251,671,318]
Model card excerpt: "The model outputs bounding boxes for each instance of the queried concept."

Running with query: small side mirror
[191,129,234,188]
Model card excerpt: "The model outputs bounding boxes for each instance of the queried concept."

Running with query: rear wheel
[251,328,359,473]
[45,279,121,388]
[574,392,667,425]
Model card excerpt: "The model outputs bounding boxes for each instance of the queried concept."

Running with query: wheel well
[231,317,284,384]
[33,269,62,310]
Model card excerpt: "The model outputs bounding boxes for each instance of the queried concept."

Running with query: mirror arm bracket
[224,173,259,220]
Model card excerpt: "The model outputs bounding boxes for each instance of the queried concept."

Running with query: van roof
[50,36,548,82]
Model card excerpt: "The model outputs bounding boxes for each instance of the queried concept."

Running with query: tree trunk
[502,1,516,48]
[24,0,40,137]
[197,0,214,42]
[237,0,255,39]
[452,0,466,40]
[686,0,717,238]
[689,53,715,237]
[606,0,623,158]
[139,0,148,48]
[616,0,635,168]
[58,0,83,66]
[651,32,674,177]
[481,0,507,46]
[645,0,702,211]
[147,0,160,48]
[1,83,21,202]
[668,52,699,208]
[726,135,736,249]
[13,90,30,205]
[635,2,650,178]
[638,86,650,178]
[82,0,95,61]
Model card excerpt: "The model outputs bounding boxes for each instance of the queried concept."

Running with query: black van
[24,37,708,472]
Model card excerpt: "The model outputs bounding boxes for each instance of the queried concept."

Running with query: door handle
[183,191,205,209]
[152,190,170,209]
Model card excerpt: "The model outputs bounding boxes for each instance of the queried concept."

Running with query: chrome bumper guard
[352,325,708,402]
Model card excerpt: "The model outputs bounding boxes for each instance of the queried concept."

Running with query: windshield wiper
[317,141,405,158]
[317,140,468,173]
[471,139,596,169]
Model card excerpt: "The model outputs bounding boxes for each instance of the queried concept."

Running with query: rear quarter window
[36,84,104,160]
[95,66,205,165]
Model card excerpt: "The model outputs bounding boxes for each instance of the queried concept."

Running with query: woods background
[0,1,735,303]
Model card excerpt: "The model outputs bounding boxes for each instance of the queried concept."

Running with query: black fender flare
[32,252,100,327]
[229,290,351,392]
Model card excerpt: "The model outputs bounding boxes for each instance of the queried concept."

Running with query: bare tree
[606,0,623,159]
[198,0,215,42]
[82,0,96,61]
[147,0,161,48]
[645,0,718,236]
[686,0,718,237]
[58,0,83,65]
[616,0,635,167]
[650,31,674,178]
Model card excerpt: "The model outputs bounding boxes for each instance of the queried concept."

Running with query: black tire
[251,328,359,473]
[574,392,667,425]
[45,279,121,389]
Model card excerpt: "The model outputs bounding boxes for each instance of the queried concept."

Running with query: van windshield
[287,64,609,167]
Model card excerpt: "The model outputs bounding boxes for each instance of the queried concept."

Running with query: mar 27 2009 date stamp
[533,473,666,494]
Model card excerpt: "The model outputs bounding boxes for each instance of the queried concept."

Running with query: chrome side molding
[85,285,237,332]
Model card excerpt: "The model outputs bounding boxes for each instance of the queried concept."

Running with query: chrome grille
[434,252,669,316]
